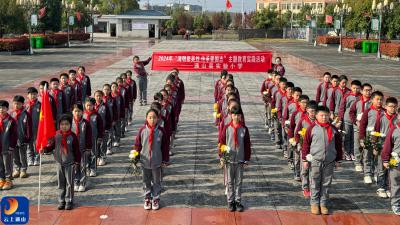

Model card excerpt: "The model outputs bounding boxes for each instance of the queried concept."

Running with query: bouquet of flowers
[389,152,400,169]
[213,103,218,112]
[271,108,278,120]
[364,127,386,156]
[128,150,141,176]
[298,128,307,146]
[289,137,297,146]
[218,144,231,168]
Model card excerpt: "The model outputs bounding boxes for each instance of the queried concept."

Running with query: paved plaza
[0,39,399,224]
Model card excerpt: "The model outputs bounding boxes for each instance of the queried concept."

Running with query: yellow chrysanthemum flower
[271,108,277,113]
[389,157,399,167]
[213,103,218,111]
[298,128,307,137]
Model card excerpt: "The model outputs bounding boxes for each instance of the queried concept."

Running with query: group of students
[261,64,400,215]
[214,70,251,212]
[0,58,144,210]
[132,68,185,210]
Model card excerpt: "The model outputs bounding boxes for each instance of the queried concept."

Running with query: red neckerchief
[103,95,111,104]
[73,117,81,138]
[385,112,396,129]
[84,110,96,121]
[69,79,80,87]
[316,120,333,143]
[302,114,313,126]
[58,130,72,155]
[111,91,120,98]
[60,83,67,90]
[146,122,156,166]
[14,109,23,121]
[51,89,61,107]
[0,114,10,132]
[278,88,286,97]
[338,87,348,96]
[123,83,130,89]
[118,85,125,94]
[229,121,242,148]
[126,77,133,85]
[28,99,37,114]
[361,96,370,113]
[77,73,85,82]
[95,102,102,111]
[370,105,382,127]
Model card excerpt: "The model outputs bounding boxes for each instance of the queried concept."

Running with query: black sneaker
[58,202,65,210]
[65,202,73,210]
[228,202,236,212]
[236,202,244,212]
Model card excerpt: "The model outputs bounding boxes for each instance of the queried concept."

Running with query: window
[269,3,277,10]
[311,3,316,9]
[298,3,302,10]
[94,22,107,33]
[258,3,264,10]
[122,19,132,31]
[318,3,323,9]
[281,3,286,10]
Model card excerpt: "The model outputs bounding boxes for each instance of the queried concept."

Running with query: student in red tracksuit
[325,75,339,118]
[133,109,169,210]
[315,72,331,107]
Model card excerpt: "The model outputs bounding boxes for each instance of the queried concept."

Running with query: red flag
[38,7,46,19]
[226,0,232,9]
[35,86,56,152]
[325,15,333,24]
[76,11,81,22]
[306,15,311,21]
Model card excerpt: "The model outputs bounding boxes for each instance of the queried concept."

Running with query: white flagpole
[241,0,245,28]
[38,152,42,213]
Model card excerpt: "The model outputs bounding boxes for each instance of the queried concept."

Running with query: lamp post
[62,0,75,48]
[86,1,99,43]
[334,0,352,53]
[372,0,395,59]
[16,0,40,55]
[311,7,324,47]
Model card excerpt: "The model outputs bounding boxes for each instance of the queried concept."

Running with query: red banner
[151,51,272,72]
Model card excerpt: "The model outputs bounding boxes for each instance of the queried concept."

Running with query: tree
[232,13,242,29]
[38,0,62,32]
[295,4,311,28]
[211,12,223,30]
[384,4,400,39]
[251,8,278,29]
[222,11,232,29]
[97,0,139,14]
[344,0,372,37]
[0,0,26,37]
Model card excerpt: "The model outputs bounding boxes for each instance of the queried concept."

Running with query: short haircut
[60,73,69,79]
[84,97,95,105]
[386,97,398,105]
[226,84,235,90]
[13,95,25,103]
[339,75,348,81]
[0,100,9,108]
[316,105,330,114]
[275,57,281,61]
[331,75,339,80]
[146,108,159,118]
[299,95,310,102]
[116,77,123,82]
[126,70,132,75]
[228,98,239,106]
[221,70,228,78]
[27,87,38,94]
[279,77,287,83]
[228,74,233,80]
[307,100,318,110]
[103,83,111,89]
[362,83,372,90]
[120,73,127,78]
[50,78,60,83]
[94,90,104,96]
[267,69,274,73]
[150,102,162,112]
[286,82,294,88]
[69,69,76,74]
[133,56,139,60]
[154,92,163,101]
[111,82,118,87]
[39,81,49,87]
[323,72,331,77]
[230,106,243,115]
[72,103,84,111]
[273,71,280,76]
[351,80,361,87]
[371,91,384,99]
[293,87,303,93]
[59,114,72,125]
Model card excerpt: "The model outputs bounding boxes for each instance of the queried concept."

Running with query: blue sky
[143,0,256,12]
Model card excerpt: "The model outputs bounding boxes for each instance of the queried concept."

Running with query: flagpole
[38,152,42,213]
[241,0,245,28]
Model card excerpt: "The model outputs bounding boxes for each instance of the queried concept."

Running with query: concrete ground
[0,39,398,224]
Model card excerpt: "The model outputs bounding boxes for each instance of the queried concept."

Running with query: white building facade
[93,10,171,39]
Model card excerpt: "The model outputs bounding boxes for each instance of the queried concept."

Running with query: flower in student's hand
[213,103,218,112]
[220,145,231,154]
[370,131,385,137]
[289,138,297,146]
[391,152,399,158]
[298,128,307,137]
[306,154,313,162]
[367,127,375,132]
[216,113,221,119]
[263,90,269,95]
[389,157,399,168]
[129,150,139,159]
[271,108,277,114]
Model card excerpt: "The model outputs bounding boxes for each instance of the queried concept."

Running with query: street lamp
[334,0,352,53]
[311,7,324,47]
[62,0,75,48]
[86,1,99,43]
[16,0,40,55]
[372,0,395,59]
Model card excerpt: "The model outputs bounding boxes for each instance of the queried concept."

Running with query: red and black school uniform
[315,82,330,107]
[76,73,91,102]
[104,94,118,152]
[126,77,137,123]
[0,113,18,182]
[84,110,104,174]
[26,99,41,165]
[11,108,32,174]
[95,101,112,161]
[111,91,125,147]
